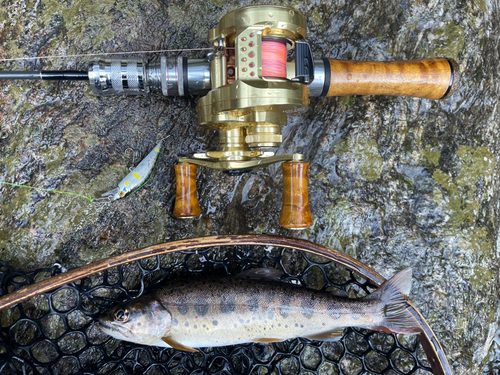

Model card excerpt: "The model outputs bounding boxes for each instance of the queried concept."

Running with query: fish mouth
[98,319,132,340]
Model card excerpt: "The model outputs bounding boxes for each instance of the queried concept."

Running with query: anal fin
[162,337,198,352]
[251,338,285,343]
[304,328,345,342]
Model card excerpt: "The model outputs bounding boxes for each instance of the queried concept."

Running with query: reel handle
[173,163,201,218]
[279,162,313,230]
[321,57,459,100]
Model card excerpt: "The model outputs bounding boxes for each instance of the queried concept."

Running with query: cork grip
[173,163,201,218]
[324,58,459,100]
[279,162,313,230]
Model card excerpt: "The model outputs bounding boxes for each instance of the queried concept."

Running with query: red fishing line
[262,39,287,78]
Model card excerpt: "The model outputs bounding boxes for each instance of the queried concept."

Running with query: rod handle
[173,163,201,218]
[319,57,459,100]
[279,162,313,230]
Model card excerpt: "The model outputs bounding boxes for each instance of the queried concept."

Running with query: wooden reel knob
[173,163,201,218]
[279,162,313,230]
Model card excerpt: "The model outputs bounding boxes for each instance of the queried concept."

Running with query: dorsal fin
[161,337,198,352]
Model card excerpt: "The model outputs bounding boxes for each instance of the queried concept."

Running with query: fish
[101,141,162,200]
[98,268,421,351]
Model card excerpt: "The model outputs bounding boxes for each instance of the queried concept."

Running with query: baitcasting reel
[0,5,460,229]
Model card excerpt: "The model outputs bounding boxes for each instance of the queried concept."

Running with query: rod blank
[0,70,88,80]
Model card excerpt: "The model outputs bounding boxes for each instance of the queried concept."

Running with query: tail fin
[366,268,422,334]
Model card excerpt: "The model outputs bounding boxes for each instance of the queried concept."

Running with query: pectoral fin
[251,338,285,343]
[304,328,345,342]
[161,337,198,352]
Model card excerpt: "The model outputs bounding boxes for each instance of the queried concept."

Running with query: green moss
[305,200,357,255]
[40,0,137,46]
[474,0,487,12]
[423,145,441,167]
[337,96,356,106]
[43,145,66,176]
[84,134,100,148]
[430,21,465,59]
[432,146,495,260]
[311,7,323,25]
[353,136,384,181]
[469,266,494,291]
[64,125,85,144]
[455,146,494,189]
[334,139,349,155]
[360,226,371,241]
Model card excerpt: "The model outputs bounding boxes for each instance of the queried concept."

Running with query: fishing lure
[101,141,162,200]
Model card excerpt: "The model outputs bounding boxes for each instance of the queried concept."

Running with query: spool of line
[261,38,288,79]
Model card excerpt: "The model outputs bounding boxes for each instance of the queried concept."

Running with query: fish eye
[114,308,130,322]
[118,191,126,197]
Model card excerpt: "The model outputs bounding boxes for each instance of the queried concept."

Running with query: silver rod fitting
[88,57,210,97]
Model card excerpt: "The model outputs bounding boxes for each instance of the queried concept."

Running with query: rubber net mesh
[0,245,434,375]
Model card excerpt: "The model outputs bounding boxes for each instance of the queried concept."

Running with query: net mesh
[0,245,433,375]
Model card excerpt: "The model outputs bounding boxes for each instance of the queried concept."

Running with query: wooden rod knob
[173,163,201,218]
[279,162,313,230]
[321,57,460,100]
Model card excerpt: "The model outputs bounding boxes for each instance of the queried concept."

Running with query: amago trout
[99,268,421,351]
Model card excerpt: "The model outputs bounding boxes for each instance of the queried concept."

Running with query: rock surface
[0,1,498,374]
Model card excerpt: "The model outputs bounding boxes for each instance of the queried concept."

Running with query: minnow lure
[101,142,162,200]
[98,268,421,351]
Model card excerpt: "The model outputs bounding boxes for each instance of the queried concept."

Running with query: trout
[98,268,421,351]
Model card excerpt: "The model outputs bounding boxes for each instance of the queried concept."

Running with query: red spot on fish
[196,316,198,319]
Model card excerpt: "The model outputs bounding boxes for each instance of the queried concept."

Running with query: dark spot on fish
[285,325,288,328]
[172,318,178,326]
[351,312,362,320]
[247,295,259,312]
[220,295,236,315]
[194,325,197,329]
[268,311,274,320]
[279,294,291,318]
[295,323,298,327]
[177,296,189,315]
[278,323,281,327]
[328,309,341,320]
[212,320,218,326]
[194,296,209,317]
[300,299,315,320]
[239,319,244,324]
[185,321,189,327]
[137,322,141,327]
[252,317,256,321]
[300,325,304,328]
[203,324,206,328]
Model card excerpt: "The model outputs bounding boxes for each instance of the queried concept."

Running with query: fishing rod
[0,5,461,229]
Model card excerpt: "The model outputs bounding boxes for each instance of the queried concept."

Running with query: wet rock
[0,0,499,373]
[300,345,322,370]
